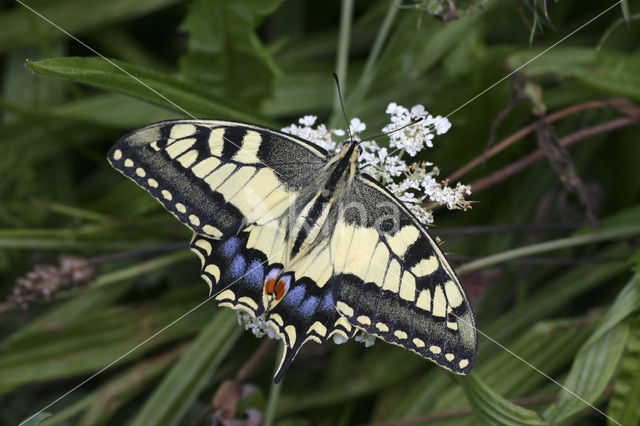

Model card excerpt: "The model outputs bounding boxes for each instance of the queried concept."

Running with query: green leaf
[26,57,270,124]
[0,0,182,52]
[463,372,548,425]
[544,324,630,423]
[51,94,178,129]
[131,309,241,426]
[0,287,208,394]
[507,48,640,103]
[178,0,285,104]
[608,317,640,426]
[585,274,640,346]
[621,0,630,25]
[18,412,52,426]
[394,317,595,422]
[80,345,186,426]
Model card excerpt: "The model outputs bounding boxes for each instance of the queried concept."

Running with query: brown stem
[469,116,638,193]
[447,99,612,183]
[237,338,276,382]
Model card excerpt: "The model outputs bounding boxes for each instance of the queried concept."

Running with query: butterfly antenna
[333,73,354,145]
[359,162,387,174]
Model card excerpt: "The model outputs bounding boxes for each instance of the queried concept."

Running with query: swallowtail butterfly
[108,119,477,382]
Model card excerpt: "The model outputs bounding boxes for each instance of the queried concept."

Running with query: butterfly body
[109,119,477,382]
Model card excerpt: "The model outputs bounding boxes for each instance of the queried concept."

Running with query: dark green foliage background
[1,0,640,425]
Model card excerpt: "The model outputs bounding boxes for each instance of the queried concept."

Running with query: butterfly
[108,119,478,383]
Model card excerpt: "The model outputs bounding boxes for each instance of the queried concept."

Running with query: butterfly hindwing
[190,232,355,383]
[108,120,327,239]
[330,174,477,373]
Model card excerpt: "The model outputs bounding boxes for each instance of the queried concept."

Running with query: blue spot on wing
[230,254,246,279]
[285,285,306,307]
[321,290,334,311]
[245,259,264,287]
[222,237,241,258]
[300,296,320,317]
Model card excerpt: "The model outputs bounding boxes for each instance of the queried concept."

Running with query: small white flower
[411,104,426,116]
[349,118,366,134]
[354,330,376,347]
[299,115,317,126]
[386,102,400,114]
[333,334,348,345]
[432,115,452,135]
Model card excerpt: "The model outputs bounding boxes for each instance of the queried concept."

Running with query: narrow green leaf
[18,412,52,426]
[80,345,186,426]
[0,288,208,394]
[178,0,285,104]
[507,48,640,103]
[544,324,630,423]
[463,372,548,425]
[26,57,269,124]
[457,226,640,274]
[51,94,178,129]
[0,0,182,52]
[585,274,640,346]
[389,313,599,424]
[620,0,630,25]
[608,317,640,426]
[597,13,640,50]
[131,309,241,426]
[264,345,284,426]
[276,345,424,416]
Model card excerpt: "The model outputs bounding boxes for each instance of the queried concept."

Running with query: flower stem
[331,0,402,127]
[334,0,354,115]
[457,225,640,274]
[263,344,284,426]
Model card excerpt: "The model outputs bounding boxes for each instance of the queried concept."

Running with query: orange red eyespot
[275,278,289,301]
[264,268,291,301]
[265,277,276,294]
[264,268,282,297]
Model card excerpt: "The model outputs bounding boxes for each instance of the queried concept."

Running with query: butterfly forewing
[108,120,327,239]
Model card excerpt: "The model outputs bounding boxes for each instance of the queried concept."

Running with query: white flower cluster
[237,311,280,340]
[280,115,344,153]
[282,102,471,224]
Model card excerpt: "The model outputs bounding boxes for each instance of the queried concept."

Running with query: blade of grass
[333,0,354,114]
[130,309,241,426]
[264,344,284,426]
[544,324,629,423]
[607,317,640,426]
[463,372,548,425]
[457,225,640,274]
[0,288,208,394]
[26,57,271,125]
[330,0,401,127]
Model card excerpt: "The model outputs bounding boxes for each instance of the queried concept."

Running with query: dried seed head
[8,257,96,309]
